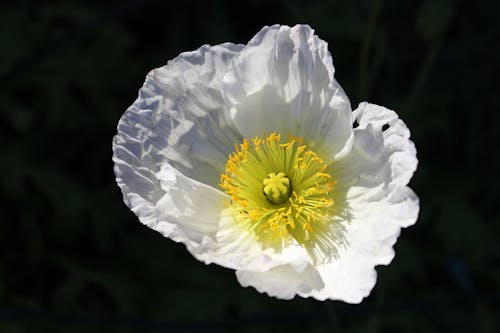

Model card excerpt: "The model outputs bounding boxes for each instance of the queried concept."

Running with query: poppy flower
[113,24,419,303]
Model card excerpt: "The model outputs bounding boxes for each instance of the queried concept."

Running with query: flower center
[263,172,291,204]
[219,132,337,252]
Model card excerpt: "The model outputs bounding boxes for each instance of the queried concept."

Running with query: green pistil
[263,172,291,204]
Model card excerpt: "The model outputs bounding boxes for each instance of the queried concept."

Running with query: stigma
[263,172,291,204]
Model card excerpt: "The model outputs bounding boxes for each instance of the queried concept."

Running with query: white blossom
[112,24,419,303]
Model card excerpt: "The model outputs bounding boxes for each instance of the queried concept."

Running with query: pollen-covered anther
[219,132,337,248]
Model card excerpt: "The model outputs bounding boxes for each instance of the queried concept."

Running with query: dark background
[1,0,499,332]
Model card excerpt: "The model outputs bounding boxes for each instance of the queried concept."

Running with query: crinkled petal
[149,166,226,253]
[200,209,310,273]
[113,43,243,258]
[113,42,311,274]
[153,167,309,273]
[115,43,244,188]
[308,102,419,302]
[222,24,353,161]
[232,102,418,303]
[235,264,324,300]
[337,102,418,197]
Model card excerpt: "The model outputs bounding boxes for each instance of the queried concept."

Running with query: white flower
[112,24,419,303]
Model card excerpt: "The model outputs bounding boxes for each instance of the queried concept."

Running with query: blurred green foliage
[0,0,499,332]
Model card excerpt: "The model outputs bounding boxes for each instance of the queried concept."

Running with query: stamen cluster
[220,133,336,248]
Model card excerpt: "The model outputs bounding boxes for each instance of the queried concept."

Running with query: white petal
[113,43,243,257]
[235,264,324,300]
[305,185,418,303]
[153,167,312,273]
[115,43,243,189]
[233,102,419,302]
[113,42,311,273]
[222,24,353,161]
[338,102,418,193]
[305,102,419,303]
[199,209,311,273]
[152,166,227,252]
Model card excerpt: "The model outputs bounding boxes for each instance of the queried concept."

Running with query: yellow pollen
[219,132,337,252]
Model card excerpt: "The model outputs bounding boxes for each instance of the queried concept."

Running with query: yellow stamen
[219,132,337,252]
